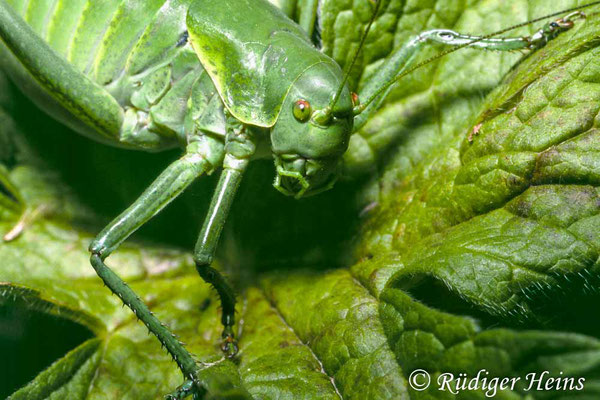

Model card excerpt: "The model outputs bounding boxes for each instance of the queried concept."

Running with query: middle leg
[193,119,256,358]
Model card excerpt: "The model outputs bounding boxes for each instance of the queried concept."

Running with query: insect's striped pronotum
[1,0,597,397]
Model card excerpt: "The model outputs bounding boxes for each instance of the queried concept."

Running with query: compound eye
[550,21,559,29]
[293,99,311,122]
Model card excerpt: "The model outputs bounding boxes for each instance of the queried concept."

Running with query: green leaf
[354,5,600,325]
[9,339,103,400]
[2,1,600,399]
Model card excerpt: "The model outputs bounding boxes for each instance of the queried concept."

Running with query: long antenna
[326,0,382,114]
[354,0,600,115]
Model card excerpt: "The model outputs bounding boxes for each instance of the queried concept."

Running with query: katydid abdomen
[1,0,227,151]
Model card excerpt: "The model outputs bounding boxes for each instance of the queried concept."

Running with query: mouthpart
[273,154,338,199]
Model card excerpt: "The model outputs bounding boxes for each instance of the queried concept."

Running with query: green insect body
[0,0,594,396]
[0,0,353,196]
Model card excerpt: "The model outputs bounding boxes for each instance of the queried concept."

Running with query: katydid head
[271,63,354,198]
[270,0,384,199]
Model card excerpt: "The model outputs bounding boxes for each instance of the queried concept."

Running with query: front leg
[353,11,585,131]
[194,118,255,358]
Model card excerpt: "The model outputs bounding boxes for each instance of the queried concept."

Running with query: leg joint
[194,253,212,268]
[89,239,108,259]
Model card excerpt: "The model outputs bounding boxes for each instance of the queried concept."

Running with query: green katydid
[0,0,598,397]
